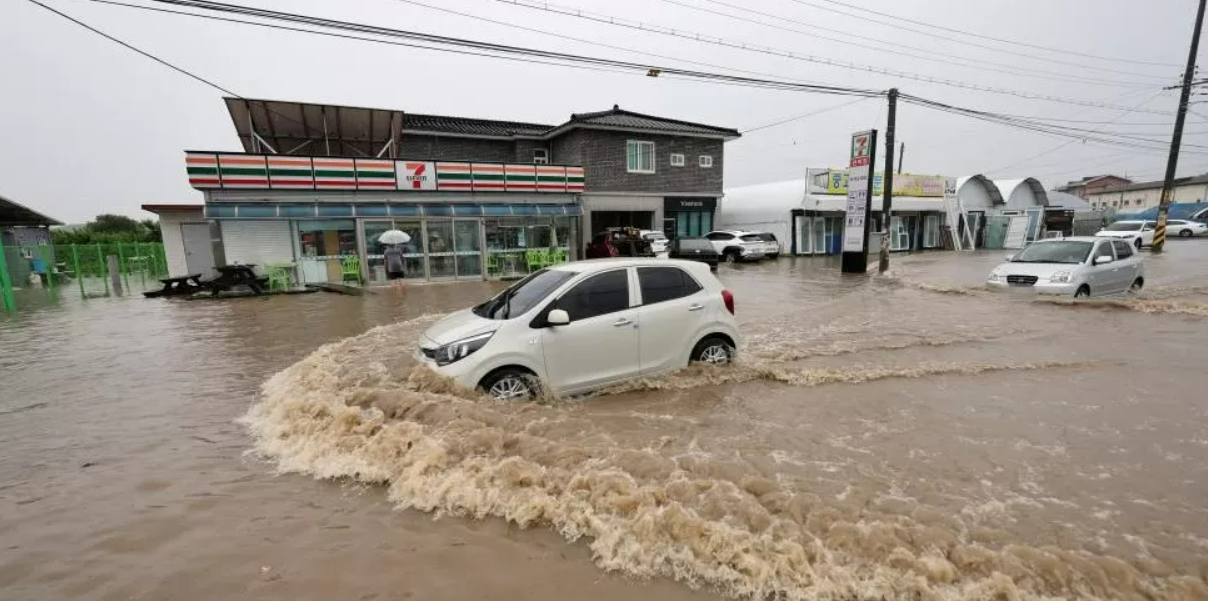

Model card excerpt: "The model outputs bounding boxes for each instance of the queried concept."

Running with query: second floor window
[670,153,685,167]
[699,155,714,168]
[627,141,655,173]
[533,148,549,164]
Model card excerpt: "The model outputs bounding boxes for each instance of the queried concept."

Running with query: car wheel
[479,368,538,400]
[723,250,739,263]
[691,337,734,365]
[1134,237,1143,249]
[1129,278,1144,294]
[1179,229,1193,237]
[1074,285,1091,298]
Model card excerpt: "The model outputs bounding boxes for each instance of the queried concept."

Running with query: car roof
[547,257,713,272]
[1039,236,1100,243]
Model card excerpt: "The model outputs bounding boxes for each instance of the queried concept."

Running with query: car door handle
[688,303,704,311]
[613,317,633,327]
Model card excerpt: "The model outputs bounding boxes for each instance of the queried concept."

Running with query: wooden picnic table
[210,264,266,296]
[144,273,205,298]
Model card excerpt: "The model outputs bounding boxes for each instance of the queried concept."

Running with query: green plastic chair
[266,264,292,293]
[525,248,549,271]
[486,252,500,275]
[341,256,362,285]
[550,248,567,264]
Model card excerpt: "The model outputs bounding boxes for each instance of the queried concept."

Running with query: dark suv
[667,237,722,270]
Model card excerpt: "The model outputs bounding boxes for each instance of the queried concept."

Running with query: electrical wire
[794,0,1182,68]
[26,0,1201,157]
[494,0,1161,89]
[133,0,1181,115]
[678,0,1173,81]
[741,97,873,134]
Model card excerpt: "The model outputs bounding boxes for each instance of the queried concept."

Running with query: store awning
[204,203,582,219]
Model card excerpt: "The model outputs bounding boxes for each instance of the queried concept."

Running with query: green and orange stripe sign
[218,154,269,188]
[436,162,474,190]
[472,164,506,190]
[504,165,537,191]
[566,166,585,192]
[313,158,357,189]
[186,153,221,187]
[267,156,314,188]
[355,159,396,188]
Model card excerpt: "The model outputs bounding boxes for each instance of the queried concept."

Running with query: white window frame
[626,140,656,174]
[670,153,685,167]
[699,155,714,168]
[532,148,549,165]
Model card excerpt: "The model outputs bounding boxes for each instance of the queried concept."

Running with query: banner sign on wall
[842,131,874,253]
[824,170,947,197]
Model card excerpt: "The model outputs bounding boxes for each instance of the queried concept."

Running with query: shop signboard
[825,170,947,197]
[842,131,875,254]
[397,161,436,190]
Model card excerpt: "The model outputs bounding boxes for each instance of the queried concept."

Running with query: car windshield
[472,269,576,319]
[1010,241,1093,264]
[675,238,714,251]
[1104,222,1142,231]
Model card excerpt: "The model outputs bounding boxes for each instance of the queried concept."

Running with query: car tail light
[721,289,735,315]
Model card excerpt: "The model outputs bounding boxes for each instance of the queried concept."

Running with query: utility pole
[879,88,898,273]
[897,142,905,174]
[1154,0,1206,253]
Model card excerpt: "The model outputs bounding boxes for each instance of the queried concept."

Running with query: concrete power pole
[879,88,898,273]
[1153,0,1207,253]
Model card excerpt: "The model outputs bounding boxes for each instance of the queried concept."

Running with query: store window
[296,219,357,284]
[484,216,576,278]
[363,220,424,283]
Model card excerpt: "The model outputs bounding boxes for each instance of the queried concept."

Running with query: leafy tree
[50,215,161,244]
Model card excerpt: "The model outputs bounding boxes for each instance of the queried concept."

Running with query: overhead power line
[741,97,873,133]
[675,0,1173,81]
[24,0,1200,157]
[796,0,1182,68]
[495,0,1160,89]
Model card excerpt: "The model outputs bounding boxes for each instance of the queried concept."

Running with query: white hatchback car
[986,237,1144,297]
[418,258,740,399]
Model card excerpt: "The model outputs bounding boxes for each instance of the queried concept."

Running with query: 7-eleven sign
[396,161,436,190]
[850,131,872,167]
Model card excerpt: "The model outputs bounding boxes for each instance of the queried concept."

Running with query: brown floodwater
[3,242,1208,601]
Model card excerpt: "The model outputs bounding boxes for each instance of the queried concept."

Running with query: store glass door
[363,219,424,283]
[453,220,483,280]
[812,217,826,254]
[426,220,456,279]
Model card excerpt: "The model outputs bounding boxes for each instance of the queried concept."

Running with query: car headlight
[988,271,1003,282]
[435,331,494,366]
[1049,271,1073,283]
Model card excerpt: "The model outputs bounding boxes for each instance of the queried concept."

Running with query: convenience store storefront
[188,152,583,284]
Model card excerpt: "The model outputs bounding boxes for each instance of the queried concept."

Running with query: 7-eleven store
[186,152,584,284]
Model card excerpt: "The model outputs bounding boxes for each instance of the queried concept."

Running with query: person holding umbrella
[378,229,411,289]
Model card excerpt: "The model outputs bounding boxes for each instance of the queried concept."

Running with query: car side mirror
[1094,255,1114,265]
[1004,254,1015,261]
[547,309,570,326]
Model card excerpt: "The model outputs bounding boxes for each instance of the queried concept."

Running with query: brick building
[175,98,738,284]
[1056,174,1132,199]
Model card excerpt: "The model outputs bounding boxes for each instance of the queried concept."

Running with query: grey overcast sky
[1,0,1205,222]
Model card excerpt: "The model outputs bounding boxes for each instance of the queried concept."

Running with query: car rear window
[740,234,762,242]
[757,233,777,242]
[638,267,702,305]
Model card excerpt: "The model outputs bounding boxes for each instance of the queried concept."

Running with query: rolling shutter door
[220,220,294,266]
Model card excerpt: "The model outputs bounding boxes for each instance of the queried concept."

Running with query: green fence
[1,243,168,312]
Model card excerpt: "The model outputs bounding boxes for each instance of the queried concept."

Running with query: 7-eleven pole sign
[396,161,436,190]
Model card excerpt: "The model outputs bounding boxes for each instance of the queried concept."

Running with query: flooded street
[3,243,1208,601]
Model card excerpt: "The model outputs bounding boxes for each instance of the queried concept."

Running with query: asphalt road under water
[2,242,1208,601]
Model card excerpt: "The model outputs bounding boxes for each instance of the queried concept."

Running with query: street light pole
[879,88,898,273]
[1153,0,1207,253]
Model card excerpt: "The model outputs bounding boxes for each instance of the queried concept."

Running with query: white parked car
[1167,219,1208,237]
[1095,220,1155,248]
[986,236,1144,298]
[418,258,740,399]
[639,230,669,254]
[704,230,766,262]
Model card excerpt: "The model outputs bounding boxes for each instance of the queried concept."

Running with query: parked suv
[753,232,781,259]
[705,230,766,262]
[418,259,740,399]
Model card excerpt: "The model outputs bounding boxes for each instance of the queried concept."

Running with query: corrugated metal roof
[0,193,61,226]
